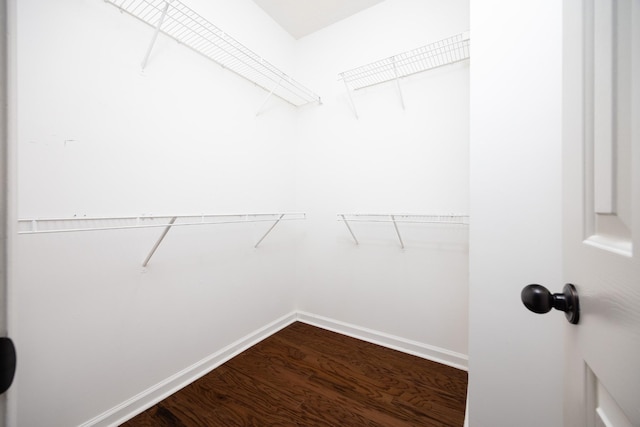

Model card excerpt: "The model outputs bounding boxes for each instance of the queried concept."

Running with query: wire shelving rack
[338,32,470,116]
[340,32,470,90]
[104,0,321,110]
[18,212,306,266]
[338,213,469,249]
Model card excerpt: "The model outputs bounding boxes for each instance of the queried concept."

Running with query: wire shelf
[338,213,469,248]
[339,32,470,90]
[104,0,321,107]
[338,213,469,225]
[18,212,306,234]
[19,212,306,266]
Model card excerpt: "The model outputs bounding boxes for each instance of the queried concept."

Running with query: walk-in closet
[5,0,600,426]
[13,0,470,425]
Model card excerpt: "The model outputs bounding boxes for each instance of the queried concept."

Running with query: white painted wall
[11,0,471,425]
[468,0,563,426]
[13,1,301,426]
[293,0,470,360]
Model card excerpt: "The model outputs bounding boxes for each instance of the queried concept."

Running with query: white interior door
[563,1,640,426]
[1,1,13,425]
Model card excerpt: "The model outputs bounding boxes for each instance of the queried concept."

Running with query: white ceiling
[252,0,386,39]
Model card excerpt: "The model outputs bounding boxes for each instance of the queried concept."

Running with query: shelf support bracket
[142,216,177,267]
[392,57,405,110]
[256,78,283,116]
[254,214,285,248]
[340,214,359,245]
[342,79,359,119]
[141,1,171,70]
[390,215,405,249]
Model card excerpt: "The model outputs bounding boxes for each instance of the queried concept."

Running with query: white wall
[294,0,470,360]
[11,0,471,425]
[13,0,301,426]
[468,0,563,426]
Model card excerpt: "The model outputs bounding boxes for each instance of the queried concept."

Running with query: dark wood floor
[121,322,467,426]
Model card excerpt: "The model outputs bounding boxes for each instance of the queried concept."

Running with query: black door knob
[0,337,16,394]
[521,283,580,324]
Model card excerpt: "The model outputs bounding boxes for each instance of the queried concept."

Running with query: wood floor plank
[271,325,466,425]
[278,323,467,406]
[278,326,465,392]
[231,338,424,426]
[121,322,467,426]
[282,323,467,387]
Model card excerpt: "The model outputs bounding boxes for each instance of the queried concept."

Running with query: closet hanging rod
[17,212,306,234]
[104,0,321,108]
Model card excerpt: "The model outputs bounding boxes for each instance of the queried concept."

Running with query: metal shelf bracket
[340,214,359,245]
[391,57,405,110]
[142,215,177,266]
[390,214,405,249]
[140,0,171,70]
[256,77,283,116]
[342,79,359,119]
[254,213,285,248]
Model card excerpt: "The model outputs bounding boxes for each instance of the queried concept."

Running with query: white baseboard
[464,391,469,427]
[80,311,298,427]
[295,311,468,371]
[83,310,468,426]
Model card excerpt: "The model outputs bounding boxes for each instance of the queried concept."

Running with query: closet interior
[12,0,470,425]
